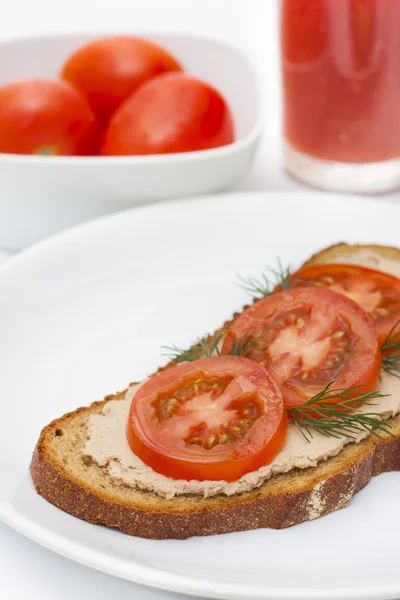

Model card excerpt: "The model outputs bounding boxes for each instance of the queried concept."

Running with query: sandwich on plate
[30,243,400,539]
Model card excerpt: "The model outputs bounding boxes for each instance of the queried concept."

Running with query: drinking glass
[281,0,400,193]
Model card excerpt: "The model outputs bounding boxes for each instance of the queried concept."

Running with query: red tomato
[222,287,381,409]
[61,36,182,124]
[127,356,287,481]
[292,263,400,345]
[0,79,98,156]
[101,73,235,156]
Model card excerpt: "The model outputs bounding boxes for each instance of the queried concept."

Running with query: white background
[0,1,399,599]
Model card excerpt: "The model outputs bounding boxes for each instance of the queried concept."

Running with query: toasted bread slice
[304,242,400,273]
[30,244,400,539]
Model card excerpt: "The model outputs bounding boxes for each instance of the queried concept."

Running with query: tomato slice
[127,356,287,481]
[222,287,381,409]
[293,263,400,345]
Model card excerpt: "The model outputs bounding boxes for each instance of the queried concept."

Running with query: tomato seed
[322,276,335,285]
[231,426,244,435]
[166,398,179,412]
[333,330,344,338]
[190,436,202,445]
[242,404,259,418]
[205,436,217,449]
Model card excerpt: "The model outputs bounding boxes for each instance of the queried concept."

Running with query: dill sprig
[162,330,253,363]
[238,259,299,300]
[162,341,203,363]
[226,332,255,357]
[381,319,400,379]
[162,332,223,363]
[290,382,394,443]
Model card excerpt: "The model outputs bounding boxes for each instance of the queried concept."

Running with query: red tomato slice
[127,356,287,481]
[292,263,400,345]
[101,73,234,156]
[222,287,381,409]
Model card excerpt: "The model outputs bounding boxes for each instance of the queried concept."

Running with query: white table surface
[1,1,400,599]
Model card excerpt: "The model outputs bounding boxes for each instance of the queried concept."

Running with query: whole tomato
[101,73,235,155]
[0,79,99,156]
[61,36,183,124]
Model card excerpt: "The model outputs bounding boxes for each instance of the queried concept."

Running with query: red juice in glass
[281,0,400,193]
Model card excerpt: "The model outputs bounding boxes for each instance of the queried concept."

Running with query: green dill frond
[381,319,400,379]
[238,259,299,300]
[290,382,394,443]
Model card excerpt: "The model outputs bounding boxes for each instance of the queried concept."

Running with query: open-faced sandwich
[30,243,400,539]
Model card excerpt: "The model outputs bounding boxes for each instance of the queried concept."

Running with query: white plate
[0,32,261,249]
[1,190,400,600]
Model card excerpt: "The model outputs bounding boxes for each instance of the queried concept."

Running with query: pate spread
[83,250,400,499]
[84,373,400,499]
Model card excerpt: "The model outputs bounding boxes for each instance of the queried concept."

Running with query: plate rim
[1,189,400,278]
[2,500,399,600]
[2,189,400,600]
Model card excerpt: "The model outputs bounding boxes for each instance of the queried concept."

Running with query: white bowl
[0,32,262,249]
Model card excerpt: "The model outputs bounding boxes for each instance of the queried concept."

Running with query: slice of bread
[304,242,400,272]
[30,244,400,539]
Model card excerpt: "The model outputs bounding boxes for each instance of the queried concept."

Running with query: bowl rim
[0,30,264,165]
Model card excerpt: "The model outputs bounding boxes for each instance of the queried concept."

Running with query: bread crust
[304,242,400,266]
[30,394,400,539]
[30,243,400,539]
